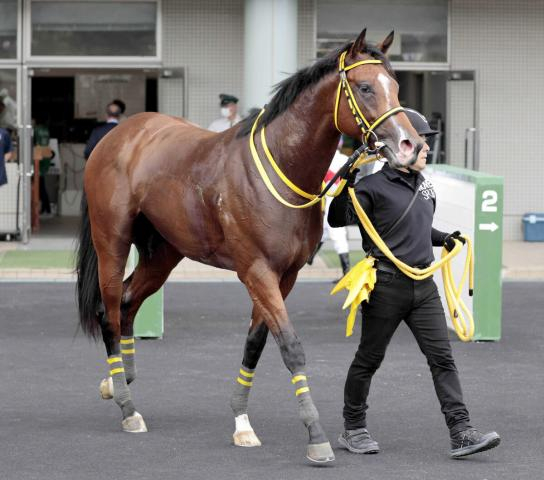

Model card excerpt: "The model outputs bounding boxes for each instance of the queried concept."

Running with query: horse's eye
[358,84,372,95]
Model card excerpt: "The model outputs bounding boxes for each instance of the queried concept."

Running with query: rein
[247,49,475,342]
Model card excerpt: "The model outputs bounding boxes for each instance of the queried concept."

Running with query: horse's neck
[262,79,340,195]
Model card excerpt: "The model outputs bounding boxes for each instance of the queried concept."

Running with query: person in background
[112,98,127,123]
[208,94,241,132]
[329,109,500,459]
[84,102,123,160]
[0,88,17,131]
[323,138,351,278]
[33,117,55,215]
[0,126,13,188]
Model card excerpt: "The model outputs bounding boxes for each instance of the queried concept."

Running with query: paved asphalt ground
[0,281,542,480]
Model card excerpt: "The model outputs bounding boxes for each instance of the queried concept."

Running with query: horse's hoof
[306,442,335,463]
[233,430,262,447]
[99,377,114,400]
[122,412,148,433]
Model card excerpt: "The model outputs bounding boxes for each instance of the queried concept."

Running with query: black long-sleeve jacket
[328,163,449,267]
[84,122,118,160]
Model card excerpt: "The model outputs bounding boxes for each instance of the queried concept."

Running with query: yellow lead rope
[331,186,475,342]
[247,47,474,340]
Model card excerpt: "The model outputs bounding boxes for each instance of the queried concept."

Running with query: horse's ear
[349,28,367,56]
[377,31,395,55]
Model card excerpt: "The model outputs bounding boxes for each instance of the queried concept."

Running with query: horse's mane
[236,41,393,137]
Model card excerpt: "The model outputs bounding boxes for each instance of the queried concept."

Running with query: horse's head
[334,29,422,168]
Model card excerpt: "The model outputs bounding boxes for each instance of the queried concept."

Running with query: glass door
[0,67,24,239]
[446,71,478,170]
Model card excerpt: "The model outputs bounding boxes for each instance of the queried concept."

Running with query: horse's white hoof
[306,442,335,463]
[233,430,262,447]
[99,377,114,400]
[122,412,148,433]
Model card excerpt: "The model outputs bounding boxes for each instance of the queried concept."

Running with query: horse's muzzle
[379,143,420,169]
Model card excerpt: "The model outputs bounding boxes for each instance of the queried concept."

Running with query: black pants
[39,175,51,214]
[343,269,471,435]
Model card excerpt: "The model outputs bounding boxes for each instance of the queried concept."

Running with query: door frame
[446,70,479,170]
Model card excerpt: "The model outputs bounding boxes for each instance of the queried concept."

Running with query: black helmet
[405,108,439,136]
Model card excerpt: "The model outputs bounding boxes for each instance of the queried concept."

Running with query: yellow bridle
[248,50,401,209]
[334,50,405,141]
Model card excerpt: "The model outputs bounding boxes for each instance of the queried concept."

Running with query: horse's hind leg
[239,266,334,463]
[94,228,147,433]
[100,239,183,400]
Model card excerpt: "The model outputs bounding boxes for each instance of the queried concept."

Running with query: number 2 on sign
[482,190,498,212]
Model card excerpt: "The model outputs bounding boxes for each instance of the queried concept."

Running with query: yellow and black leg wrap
[107,354,135,419]
[120,336,136,384]
[230,365,255,417]
[292,372,328,446]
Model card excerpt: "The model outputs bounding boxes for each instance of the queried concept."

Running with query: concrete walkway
[502,241,544,280]
[1,240,543,282]
[0,215,543,281]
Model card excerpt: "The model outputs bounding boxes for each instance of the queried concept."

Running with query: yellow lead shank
[331,185,475,342]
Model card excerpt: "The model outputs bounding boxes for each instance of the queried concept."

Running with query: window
[31,1,158,57]
[0,0,18,59]
[317,0,448,63]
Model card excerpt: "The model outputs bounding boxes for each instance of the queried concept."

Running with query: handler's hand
[444,231,466,252]
[346,168,359,188]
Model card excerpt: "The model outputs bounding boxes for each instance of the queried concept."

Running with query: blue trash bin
[522,213,544,242]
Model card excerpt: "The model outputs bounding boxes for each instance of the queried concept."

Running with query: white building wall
[160,0,316,128]
[160,0,245,127]
[450,0,544,240]
[298,0,317,68]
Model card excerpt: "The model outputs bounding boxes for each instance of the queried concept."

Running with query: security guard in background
[208,94,241,133]
[328,109,500,459]
[84,102,122,160]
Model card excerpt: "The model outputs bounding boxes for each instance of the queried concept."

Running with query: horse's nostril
[399,139,415,156]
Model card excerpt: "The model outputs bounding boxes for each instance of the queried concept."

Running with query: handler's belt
[375,259,430,275]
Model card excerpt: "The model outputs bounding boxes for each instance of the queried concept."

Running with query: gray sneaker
[450,428,500,458]
[338,428,380,454]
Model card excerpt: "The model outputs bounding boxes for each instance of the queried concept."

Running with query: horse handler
[328,109,500,459]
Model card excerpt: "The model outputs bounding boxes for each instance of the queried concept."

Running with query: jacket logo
[419,179,435,200]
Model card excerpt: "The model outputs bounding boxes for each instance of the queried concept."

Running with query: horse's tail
[76,191,102,339]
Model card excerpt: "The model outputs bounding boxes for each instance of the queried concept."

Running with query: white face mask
[220,107,231,118]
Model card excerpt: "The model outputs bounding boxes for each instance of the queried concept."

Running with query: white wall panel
[160,0,316,127]
[160,0,244,127]
[450,0,544,239]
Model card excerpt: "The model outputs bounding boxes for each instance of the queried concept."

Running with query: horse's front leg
[239,265,334,463]
[230,314,268,447]
[231,271,299,447]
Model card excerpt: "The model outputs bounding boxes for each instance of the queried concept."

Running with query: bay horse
[76,28,422,463]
